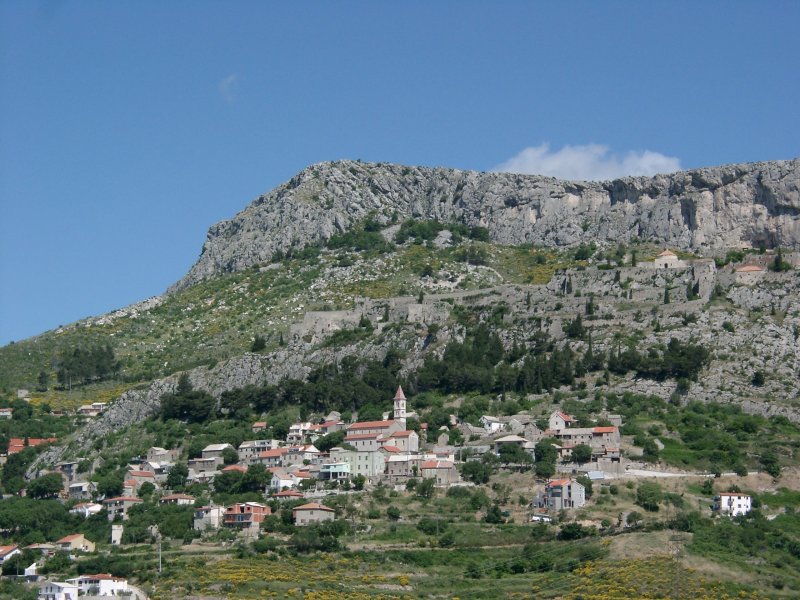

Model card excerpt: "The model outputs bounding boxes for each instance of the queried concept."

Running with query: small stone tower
[393,385,407,426]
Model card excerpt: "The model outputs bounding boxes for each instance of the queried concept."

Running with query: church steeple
[393,385,406,425]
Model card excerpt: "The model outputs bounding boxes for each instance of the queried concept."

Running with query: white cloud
[218,73,239,102]
[493,143,681,181]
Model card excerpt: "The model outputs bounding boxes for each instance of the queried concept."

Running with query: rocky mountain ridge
[172,158,800,291]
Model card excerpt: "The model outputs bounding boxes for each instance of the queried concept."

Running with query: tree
[96,470,125,498]
[166,463,188,491]
[240,464,270,493]
[498,443,532,465]
[576,475,593,498]
[642,438,660,462]
[315,430,346,453]
[663,287,670,304]
[352,474,366,491]
[251,335,266,352]
[534,440,558,478]
[137,481,155,499]
[36,370,49,392]
[636,482,663,512]
[386,505,400,521]
[416,478,435,499]
[751,370,765,387]
[759,449,781,478]
[572,444,592,464]
[26,473,63,499]
[222,447,240,465]
[460,460,493,485]
[484,504,505,524]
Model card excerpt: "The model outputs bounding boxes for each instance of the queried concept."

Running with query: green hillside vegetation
[0,224,662,398]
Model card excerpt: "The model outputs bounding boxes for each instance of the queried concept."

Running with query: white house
[69,502,103,519]
[66,574,129,596]
[193,505,225,531]
[38,581,79,600]
[0,545,20,564]
[480,415,504,434]
[714,493,752,517]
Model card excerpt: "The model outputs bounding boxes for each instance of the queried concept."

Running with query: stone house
[238,439,280,463]
[548,411,575,431]
[420,460,460,485]
[653,249,684,269]
[538,479,586,511]
[102,497,142,521]
[193,505,225,531]
[293,502,335,526]
[202,443,235,461]
[385,430,419,453]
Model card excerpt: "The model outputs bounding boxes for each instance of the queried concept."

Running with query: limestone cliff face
[170,158,800,291]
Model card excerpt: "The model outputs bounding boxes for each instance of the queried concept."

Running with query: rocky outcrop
[170,158,800,292]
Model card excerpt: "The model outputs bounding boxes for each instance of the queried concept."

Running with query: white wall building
[714,493,752,517]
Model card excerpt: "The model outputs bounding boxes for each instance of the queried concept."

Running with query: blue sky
[1,1,799,345]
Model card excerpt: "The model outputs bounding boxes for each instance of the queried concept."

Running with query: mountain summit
[172,158,800,292]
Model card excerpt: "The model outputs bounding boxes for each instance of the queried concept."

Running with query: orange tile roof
[390,430,415,438]
[222,465,247,472]
[293,502,334,512]
[258,448,288,458]
[421,460,454,469]
[592,426,618,434]
[546,479,571,488]
[345,433,380,440]
[347,420,394,430]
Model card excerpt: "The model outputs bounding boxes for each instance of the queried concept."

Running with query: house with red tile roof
[273,489,304,501]
[55,533,95,553]
[0,545,20,564]
[346,419,403,436]
[538,479,586,511]
[255,447,289,468]
[7,437,57,455]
